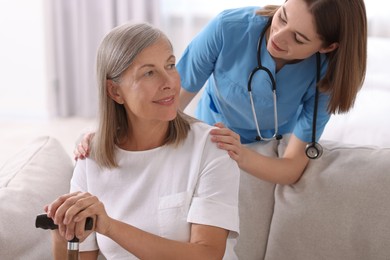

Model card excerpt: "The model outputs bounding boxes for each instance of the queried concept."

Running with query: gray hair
[97,23,165,83]
[92,22,190,168]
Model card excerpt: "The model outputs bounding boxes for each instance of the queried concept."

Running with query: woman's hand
[45,192,111,241]
[210,122,243,165]
[74,132,94,161]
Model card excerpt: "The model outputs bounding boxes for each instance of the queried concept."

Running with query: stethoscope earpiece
[305,142,323,159]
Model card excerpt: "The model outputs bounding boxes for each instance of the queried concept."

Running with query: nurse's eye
[294,36,304,45]
[278,13,287,24]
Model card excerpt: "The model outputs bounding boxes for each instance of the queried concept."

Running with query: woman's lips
[154,95,175,105]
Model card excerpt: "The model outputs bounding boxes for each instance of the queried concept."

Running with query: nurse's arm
[210,125,310,185]
[179,88,198,111]
[239,134,310,185]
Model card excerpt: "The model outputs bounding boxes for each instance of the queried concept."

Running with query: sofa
[2,23,390,260]
[2,131,390,260]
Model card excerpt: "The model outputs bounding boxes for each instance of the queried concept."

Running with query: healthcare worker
[178,0,367,184]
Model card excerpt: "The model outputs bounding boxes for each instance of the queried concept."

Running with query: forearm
[238,145,309,185]
[51,231,68,260]
[179,88,197,111]
[104,218,226,260]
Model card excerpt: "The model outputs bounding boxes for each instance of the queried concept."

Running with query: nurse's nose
[273,27,289,45]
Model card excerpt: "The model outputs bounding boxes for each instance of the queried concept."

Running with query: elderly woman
[45,22,240,260]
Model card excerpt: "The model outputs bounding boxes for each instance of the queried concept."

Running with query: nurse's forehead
[282,2,318,40]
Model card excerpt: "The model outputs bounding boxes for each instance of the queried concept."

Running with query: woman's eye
[278,14,287,24]
[167,63,176,70]
[144,71,154,77]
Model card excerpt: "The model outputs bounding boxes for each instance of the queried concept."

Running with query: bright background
[0,0,388,165]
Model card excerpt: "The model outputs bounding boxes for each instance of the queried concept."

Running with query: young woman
[45,22,240,260]
[178,0,367,184]
[75,0,367,185]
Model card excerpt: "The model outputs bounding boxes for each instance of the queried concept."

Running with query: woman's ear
[107,80,124,104]
[319,42,339,54]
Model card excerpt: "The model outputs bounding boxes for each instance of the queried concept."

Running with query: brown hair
[92,22,191,168]
[257,0,367,114]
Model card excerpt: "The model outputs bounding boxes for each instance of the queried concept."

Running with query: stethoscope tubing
[249,17,323,158]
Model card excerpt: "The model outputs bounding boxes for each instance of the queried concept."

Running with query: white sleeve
[69,159,87,193]
[187,140,240,237]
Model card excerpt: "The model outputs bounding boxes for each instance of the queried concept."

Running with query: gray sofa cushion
[266,141,390,260]
[0,136,73,260]
[235,140,278,260]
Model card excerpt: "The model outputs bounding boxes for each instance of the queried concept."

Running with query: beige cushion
[0,136,73,259]
[265,141,390,260]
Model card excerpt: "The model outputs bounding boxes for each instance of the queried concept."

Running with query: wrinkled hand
[74,132,94,161]
[45,191,111,241]
[210,122,243,165]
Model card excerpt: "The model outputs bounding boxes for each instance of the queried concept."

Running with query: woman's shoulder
[186,121,218,146]
[186,121,233,162]
[189,120,215,135]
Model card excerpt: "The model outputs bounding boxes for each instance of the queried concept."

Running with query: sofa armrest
[0,136,73,259]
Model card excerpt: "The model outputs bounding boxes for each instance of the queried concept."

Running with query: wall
[0,0,47,121]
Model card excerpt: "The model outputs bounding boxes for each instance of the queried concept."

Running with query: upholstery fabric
[265,141,390,260]
[234,140,278,260]
[0,136,73,260]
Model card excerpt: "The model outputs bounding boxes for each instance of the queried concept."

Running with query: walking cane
[35,213,93,260]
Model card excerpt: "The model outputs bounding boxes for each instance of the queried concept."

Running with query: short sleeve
[186,135,240,237]
[79,232,99,252]
[294,91,331,142]
[70,159,87,193]
[176,11,224,92]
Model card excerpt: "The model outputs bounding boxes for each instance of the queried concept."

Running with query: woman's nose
[273,28,288,44]
[160,71,175,89]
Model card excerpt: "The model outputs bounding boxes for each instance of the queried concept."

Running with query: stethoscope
[247,18,323,159]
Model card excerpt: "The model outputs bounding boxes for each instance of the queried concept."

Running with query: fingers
[73,144,85,161]
[47,192,93,225]
[59,216,90,241]
[76,143,88,160]
[46,191,81,219]
[210,127,241,145]
[47,192,101,240]
[74,132,94,160]
[214,122,225,128]
[85,132,95,142]
[210,124,242,162]
[74,216,95,241]
[61,220,77,241]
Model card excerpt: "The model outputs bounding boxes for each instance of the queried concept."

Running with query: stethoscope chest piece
[305,142,323,159]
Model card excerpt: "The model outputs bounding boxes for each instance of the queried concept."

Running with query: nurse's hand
[210,123,243,165]
[74,132,94,161]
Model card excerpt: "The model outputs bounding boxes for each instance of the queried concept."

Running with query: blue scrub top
[177,7,331,144]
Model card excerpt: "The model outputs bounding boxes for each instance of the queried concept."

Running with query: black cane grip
[35,214,93,230]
